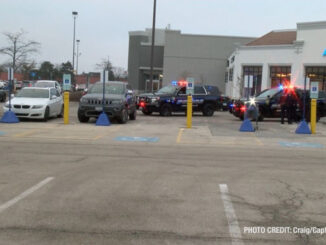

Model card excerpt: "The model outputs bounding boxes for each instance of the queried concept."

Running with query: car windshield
[89,83,125,95]
[16,89,49,98]
[256,88,280,99]
[35,82,55,88]
[155,86,178,94]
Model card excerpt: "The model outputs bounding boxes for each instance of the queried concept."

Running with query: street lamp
[72,11,78,74]
[149,0,157,92]
[76,39,80,75]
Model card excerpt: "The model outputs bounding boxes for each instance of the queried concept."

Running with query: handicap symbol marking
[0,131,6,136]
[115,136,159,142]
[279,141,323,148]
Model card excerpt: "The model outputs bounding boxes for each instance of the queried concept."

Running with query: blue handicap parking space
[115,136,159,142]
[279,141,323,148]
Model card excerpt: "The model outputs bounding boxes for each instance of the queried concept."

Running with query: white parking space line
[0,177,54,214]
[219,184,244,245]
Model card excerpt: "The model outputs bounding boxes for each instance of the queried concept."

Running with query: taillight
[240,106,246,112]
[139,102,145,108]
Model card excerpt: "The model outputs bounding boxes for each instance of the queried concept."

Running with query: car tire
[57,105,64,118]
[78,108,89,123]
[117,108,128,124]
[202,103,215,116]
[43,107,50,122]
[160,104,172,116]
[129,110,137,120]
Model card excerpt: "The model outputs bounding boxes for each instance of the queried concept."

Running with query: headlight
[32,105,44,109]
[80,97,88,103]
[112,100,123,105]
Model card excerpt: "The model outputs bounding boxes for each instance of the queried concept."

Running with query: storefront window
[242,66,262,97]
[270,66,291,88]
[306,66,326,92]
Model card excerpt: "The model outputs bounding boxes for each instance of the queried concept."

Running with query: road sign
[63,74,71,91]
[100,70,109,82]
[8,67,13,81]
[310,81,319,99]
[186,77,195,95]
[30,71,36,78]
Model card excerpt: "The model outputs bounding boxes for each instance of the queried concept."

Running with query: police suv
[137,83,220,116]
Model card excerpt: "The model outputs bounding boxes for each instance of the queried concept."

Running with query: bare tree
[112,66,127,80]
[0,30,40,72]
[95,57,115,80]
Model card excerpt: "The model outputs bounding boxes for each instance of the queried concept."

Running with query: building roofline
[297,20,326,30]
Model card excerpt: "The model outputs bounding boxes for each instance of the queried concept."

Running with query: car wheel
[118,108,128,124]
[202,103,215,116]
[160,104,172,116]
[129,110,137,120]
[78,108,89,123]
[57,105,64,118]
[43,107,50,122]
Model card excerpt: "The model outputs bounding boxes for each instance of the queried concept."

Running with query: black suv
[137,84,220,116]
[78,81,137,124]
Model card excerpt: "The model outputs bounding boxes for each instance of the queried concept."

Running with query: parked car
[0,89,6,102]
[15,81,23,90]
[219,95,231,111]
[3,87,63,121]
[22,80,35,88]
[137,84,220,116]
[78,81,137,124]
[35,80,62,94]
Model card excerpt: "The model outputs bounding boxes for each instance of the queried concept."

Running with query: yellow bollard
[187,95,192,128]
[310,99,317,134]
[64,91,69,124]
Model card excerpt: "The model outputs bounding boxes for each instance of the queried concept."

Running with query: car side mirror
[126,90,133,96]
[51,95,57,100]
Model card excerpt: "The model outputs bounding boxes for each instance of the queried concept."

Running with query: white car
[35,80,62,94]
[3,87,63,121]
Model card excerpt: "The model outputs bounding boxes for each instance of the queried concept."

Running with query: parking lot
[0,102,326,244]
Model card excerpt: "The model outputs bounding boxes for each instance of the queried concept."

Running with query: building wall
[226,21,326,98]
[128,33,149,90]
[163,30,255,92]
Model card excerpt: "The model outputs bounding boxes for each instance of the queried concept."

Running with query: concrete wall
[163,30,255,92]
[128,33,149,90]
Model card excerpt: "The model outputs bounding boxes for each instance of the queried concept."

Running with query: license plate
[223,103,227,106]
[95,107,102,111]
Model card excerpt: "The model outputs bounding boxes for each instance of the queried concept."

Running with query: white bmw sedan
[3,87,63,121]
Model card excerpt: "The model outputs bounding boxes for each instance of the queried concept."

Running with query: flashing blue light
[171,80,177,86]
[279,84,284,90]
[323,49,326,56]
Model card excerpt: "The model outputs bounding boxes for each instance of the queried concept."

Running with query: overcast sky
[1,0,326,74]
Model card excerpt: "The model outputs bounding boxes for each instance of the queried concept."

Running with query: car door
[193,86,206,111]
[49,88,59,116]
[174,87,187,112]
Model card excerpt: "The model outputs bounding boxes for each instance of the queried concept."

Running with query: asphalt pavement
[0,103,325,244]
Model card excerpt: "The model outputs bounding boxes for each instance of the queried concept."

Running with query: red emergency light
[178,80,188,87]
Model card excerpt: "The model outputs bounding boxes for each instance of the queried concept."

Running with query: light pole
[76,39,80,75]
[72,11,78,74]
[149,0,157,92]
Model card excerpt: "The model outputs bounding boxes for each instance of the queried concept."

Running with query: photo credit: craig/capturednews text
[244,226,326,235]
